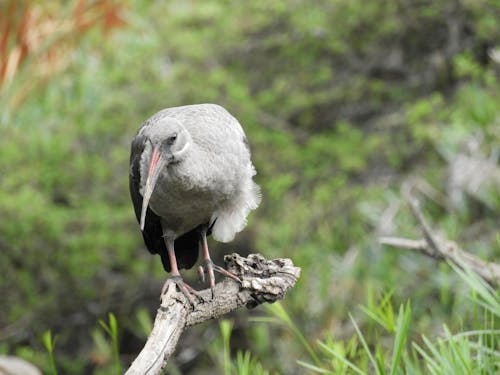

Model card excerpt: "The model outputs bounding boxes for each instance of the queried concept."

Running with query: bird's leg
[161,238,200,305]
[199,226,241,297]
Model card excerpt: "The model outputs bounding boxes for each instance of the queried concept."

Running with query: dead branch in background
[380,197,500,287]
[125,253,301,375]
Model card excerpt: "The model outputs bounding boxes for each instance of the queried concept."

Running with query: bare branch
[379,237,428,252]
[380,198,500,286]
[125,253,301,375]
[407,197,445,258]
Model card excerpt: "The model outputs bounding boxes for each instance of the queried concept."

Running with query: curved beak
[140,145,168,231]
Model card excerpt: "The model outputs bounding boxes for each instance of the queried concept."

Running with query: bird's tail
[212,179,261,242]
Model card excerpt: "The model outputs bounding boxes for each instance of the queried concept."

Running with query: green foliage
[293,267,499,374]
[389,304,412,374]
[360,290,397,333]
[98,313,121,375]
[1,0,499,374]
[265,303,322,367]
[411,328,496,375]
[234,351,273,375]
[220,320,234,375]
[42,330,58,375]
[450,262,500,319]
[134,307,154,339]
[212,319,272,375]
[406,263,500,374]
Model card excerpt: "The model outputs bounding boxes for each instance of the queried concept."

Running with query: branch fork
[380,197,500,287]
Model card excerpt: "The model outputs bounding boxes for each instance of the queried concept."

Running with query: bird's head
[139,117,191,230]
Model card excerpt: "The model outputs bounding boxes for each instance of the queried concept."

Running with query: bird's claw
[162,275,202,306]
[200,259,242,298]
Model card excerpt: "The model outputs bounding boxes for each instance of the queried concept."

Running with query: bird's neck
[164,144,207,188]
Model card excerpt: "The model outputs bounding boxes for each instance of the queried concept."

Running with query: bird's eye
[167,134,177,144]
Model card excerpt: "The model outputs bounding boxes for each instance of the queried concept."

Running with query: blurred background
[0,1,499,374]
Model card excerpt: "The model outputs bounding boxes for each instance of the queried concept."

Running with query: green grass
[292,264,499,375]
[42,330,58,375]
[98,313,121,375]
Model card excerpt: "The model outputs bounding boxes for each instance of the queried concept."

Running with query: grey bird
[129,104,261,298]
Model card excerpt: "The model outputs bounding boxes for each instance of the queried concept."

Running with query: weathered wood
[125,253,300,375]
[380,197,500,287]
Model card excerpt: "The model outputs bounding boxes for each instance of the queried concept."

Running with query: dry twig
[380,198,500,287]
[125,253,300,375]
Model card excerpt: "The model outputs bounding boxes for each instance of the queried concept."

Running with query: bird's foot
[161,275,202,306]
[199,259,242,298]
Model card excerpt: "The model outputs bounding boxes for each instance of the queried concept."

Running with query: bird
[129,104,261,300]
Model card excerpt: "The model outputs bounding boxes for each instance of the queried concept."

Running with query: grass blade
[389,302,412,375]
[265,303,321,366]
[317,340,366,375]
[42,330,58,375]
[349,313,380,375]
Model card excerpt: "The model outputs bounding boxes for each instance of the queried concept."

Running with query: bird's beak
[140,145,167,231]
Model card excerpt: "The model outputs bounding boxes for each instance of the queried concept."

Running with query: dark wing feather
[129,134,199,272]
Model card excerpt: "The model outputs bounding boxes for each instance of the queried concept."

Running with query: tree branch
[380,198,500,287]
[125,253,301,375]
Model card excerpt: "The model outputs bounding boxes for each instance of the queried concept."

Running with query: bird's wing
[129,134,200,271]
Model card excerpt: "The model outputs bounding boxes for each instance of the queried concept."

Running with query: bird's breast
[147,164,237,236]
